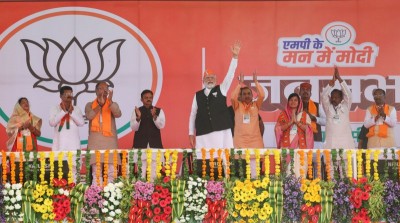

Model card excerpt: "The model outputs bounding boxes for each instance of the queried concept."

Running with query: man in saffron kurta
[299,82,326,149]
[86,82,122,184]
[321,68,354,149]
[231,73,265,148]
[363,88,397,148]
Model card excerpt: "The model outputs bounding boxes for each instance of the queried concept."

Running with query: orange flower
[121,150,127,178]
[201,148,207,178]
[2,150,7,184]
[307,150,313,179]
[19,151,24,183]
[95,150,101,186]
[224,148,230,178]
[217,149,223,180]
[10,153,16,184]
[209,148,215,180]
[316,150,321,179]
[104,150,109,185]
[323,150,331,181]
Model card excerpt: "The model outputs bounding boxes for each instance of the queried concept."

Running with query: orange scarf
[279,111,308,149]
[366,104,389,138]
[307,100,318,133]
[91,99,113,136]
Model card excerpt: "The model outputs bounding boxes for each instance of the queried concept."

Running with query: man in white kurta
[321,68,355,150]
[188,41,240,151]
[49,86,85,151]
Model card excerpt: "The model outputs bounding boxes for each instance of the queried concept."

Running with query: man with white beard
[189,41,241,149]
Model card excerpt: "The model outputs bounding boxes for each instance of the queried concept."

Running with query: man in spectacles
[363,88,397,148]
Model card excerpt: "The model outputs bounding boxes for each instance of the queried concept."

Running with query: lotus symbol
[21,37,125,104]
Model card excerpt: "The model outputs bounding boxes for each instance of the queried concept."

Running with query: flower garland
[146,149,152,182]
[95,150,101,186]
[383,149,389,180]
[245,149,251,180]
[49,152,54,185]
[350,177,371,222]
[283,175,302,222]
[383,180,400,222]
[209,148,215,180]
[265,150,270,180]
[85,149,91,183]
[32,182,55,221]
[128,150,134,180]
[300,179,322,223]
[346,150,353,179]
[57,152,64,180]
[104,150,109,184]
[39,152,46,183]
[10,153,16,185]
[274,149,281,177]
[121,150,127,179]
[129,180,154,222]
[171,150,178,180]
[201,148,207,178]
[52,178,73,221]
[179,176,208,222]
[332,178,352,223]
[165,149,171,178]
[365,149,371,179]
[316,149,321,179]
[391,148,398,179]
[357,149,363,179]
[153,177,173,222]
[156,149,162,179]
[217,149,223,180]
[373,149,381,181]
[137,149,143,179]
[67,151,73,184]
[229,149,235,178]
[204,181,228,223]
[237,150,244,179]
[2,183,23,222]
[102,182,124,222]
[254,149,260,179]
[113,150,118,181]
[224,149,230,179]
[81,184,105,222]
[18,151,23,184]
[307,150,313,179]
[323,150,331,181]
[32,151,38,182]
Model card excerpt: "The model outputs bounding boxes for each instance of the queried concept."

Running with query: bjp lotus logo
[21,37,125,103]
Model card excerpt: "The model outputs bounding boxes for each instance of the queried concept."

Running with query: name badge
[243,114,250,124]
[333,114,340,124]
[290,124,297,135]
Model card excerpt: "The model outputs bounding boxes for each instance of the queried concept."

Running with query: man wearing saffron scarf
[363,88,397,148]
[189,41,241,149]
[299,82,326,149]
[50,86,85,151]
[86,82,122,184]
[131,89,165,148]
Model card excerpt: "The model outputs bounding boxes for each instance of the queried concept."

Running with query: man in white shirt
[188,41,241,149]
[49,86,85,151]
[363,88,397,148]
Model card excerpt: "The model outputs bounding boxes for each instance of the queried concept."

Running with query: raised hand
[108,89,114,103]
[135,106,141,121]
[98,92,105,106]
[151,107,157,120]
[253,71,258,83]
[334,66,343,82]
[231,40,241,59]
[238,72,244,84]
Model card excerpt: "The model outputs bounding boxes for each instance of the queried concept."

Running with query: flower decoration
[349,177,371,222]
[300,179,321,223]
[129,180,154,222]
[101,182,124,222]
[31,182,55,221]
[153,177,172,222]
[52,178,73,221]
[283,175,302,222]
[179,176,208,222]
[0,183,5,223]
[383,180,400,222]
[2,183,23,222]
[81,184,105,222]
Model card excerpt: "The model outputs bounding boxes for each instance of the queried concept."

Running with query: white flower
[14,204,21,210]
[116,182,123,187]
[8,190,14,196]
[15,195,22,201]
[2,189,7,195]
[103,200,109,206]
[104,186,110,193]
[59,188,64,194]
[109,205,114,210]
[104,192,110,198]
[102,208,108,213]
[64,190,70,196]
[10,197,16,203]
[4,196,10,201]
[115,209,121,214]
[15,190,21,196]
[5,183,11,189]
[113,200,120,206]
[109,211,115,217]
[8,206,14,210]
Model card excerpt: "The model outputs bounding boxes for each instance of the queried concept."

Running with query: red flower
[162,188,170,195]
[62,199,70,207]
[159,200,167,207]
[301,204,309,212]
[163,176,170,183]
[360,177,367,184]
[364,184,372,192]
[354,188,363,197]
[153,207,161,215]
[153,215,161,222]
[311,214,319,223]
[164,196,172,204]
[145,209,153,218]
[164,206,172,215]
[151,197,159,205]
[155,185,162,191]
[314,204,321,213]
[152,192,160,199]
[361,192,369,200]
[308,206,315,216]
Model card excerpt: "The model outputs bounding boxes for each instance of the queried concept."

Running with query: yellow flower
[46,189,54,196]
[235,203,242,210]
[44,198,52,206]
[253,180,261,188]
[42,213,49,220]
[240,208,247,217]
[232,212,238,218]
[300,184,308,192]
[36,197,43,203]
[49,213,56,220]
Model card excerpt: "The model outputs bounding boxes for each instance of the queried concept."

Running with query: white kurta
[188,58,237,149]
[321,81,355,149]
[49,105,85,151]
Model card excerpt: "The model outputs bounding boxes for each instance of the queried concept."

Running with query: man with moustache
[363,88,397,148]
[189,41,241,149]
[86,82,122,184]
[131,89,165,148]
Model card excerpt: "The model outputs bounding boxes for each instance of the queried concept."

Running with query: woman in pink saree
[275,93,314,149]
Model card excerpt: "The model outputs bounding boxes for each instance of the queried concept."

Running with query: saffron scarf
[366,104,389,138]
[91,99,113,136]
[307,100,318,133]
